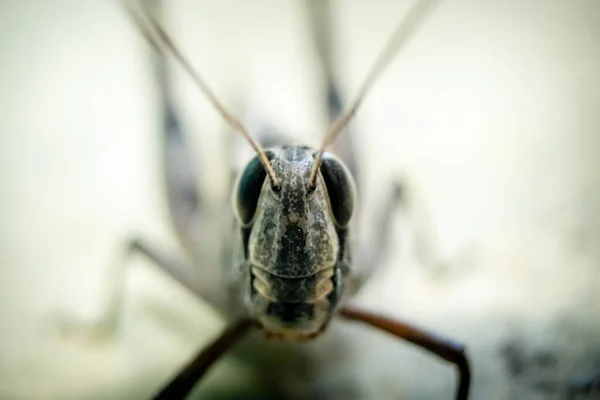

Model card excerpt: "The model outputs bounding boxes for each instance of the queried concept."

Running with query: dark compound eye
[319,152,356,227]
[235,154,269,225]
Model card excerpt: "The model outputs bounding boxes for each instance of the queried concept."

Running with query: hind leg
[51,0,213,342]
[306,0,360,183]
[306,0,406,290]
[351,181,407,291]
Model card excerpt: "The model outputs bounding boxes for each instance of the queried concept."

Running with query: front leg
[339,305,471,400]
[151,318,254,400]
[52,237,199,343]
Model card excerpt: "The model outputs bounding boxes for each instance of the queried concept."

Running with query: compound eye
[319,152,356,227]
[235,155,267,225]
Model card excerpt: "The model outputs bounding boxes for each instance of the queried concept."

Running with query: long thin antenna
[121,0,280,188]
[307,0,442,189]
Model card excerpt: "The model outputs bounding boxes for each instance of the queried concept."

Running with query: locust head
[234,145,356,339]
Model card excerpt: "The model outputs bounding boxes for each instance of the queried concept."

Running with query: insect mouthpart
[249,266,342,341]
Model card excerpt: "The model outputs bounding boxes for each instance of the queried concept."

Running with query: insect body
[234,147,355,340]
[56,0,472,399]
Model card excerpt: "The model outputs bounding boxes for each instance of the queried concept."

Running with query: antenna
[307,0,442,189]
[121,0,280,188]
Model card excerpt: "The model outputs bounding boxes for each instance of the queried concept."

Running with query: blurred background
[1,0,600,399]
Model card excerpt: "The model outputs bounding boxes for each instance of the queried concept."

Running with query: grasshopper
[58,0,471,398]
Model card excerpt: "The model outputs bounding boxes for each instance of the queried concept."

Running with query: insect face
[234,145,356,340]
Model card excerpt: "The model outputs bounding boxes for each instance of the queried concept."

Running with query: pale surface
[1,1,599,399]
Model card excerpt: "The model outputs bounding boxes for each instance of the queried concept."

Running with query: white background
[1,1,599,399]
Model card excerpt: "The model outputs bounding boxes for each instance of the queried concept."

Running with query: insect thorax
[235,145,352,340]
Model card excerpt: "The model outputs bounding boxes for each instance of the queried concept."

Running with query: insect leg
[126,238,202,296]
[52,238,199,342]
[339,306,470,400]
[160,87,204,250]
[307,0,407,293]
[350,181,406,293]
[145,0,206,254]
[152,318,254,400]
[306,0,360,182]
